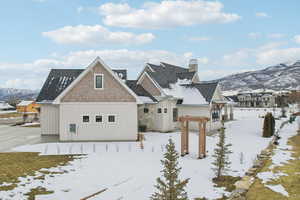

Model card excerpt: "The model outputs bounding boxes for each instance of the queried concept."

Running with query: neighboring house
[16,100,39,113]
[135,59,227,132]
[37,57,141,141]
[236,91,276,107]
[37,57,229,141]
[0,101,14,111]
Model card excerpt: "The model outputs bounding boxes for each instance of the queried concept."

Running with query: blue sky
[1,0,300,89]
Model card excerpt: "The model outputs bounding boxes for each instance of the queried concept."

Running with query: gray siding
[40,104,59,135]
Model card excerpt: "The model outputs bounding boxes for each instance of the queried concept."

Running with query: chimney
[188,59,198,72]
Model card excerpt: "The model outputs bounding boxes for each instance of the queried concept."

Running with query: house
[0,101,14,111]
[37,57,229,141]
[16,100,40,113]
[236,90,276,107]
[37,57,141,141]
[135,59,227,132]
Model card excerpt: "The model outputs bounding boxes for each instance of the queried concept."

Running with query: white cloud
[248,32,261,39]
[255,12,270,18]
[42,25,155,46]
[99,0,241,28]
[188,36,211,41]
[294,35,300,44]
[268,33,285,39]
[256,47,300,65]
[0,49,200,89]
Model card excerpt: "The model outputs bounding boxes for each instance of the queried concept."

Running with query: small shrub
[262,113,275,138]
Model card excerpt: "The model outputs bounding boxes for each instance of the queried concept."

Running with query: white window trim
[94,73,104,90]
[107,114,117,124]
[82,114,90,123]
[95,115,104,123]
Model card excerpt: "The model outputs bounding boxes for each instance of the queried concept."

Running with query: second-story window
[95,74,103,89]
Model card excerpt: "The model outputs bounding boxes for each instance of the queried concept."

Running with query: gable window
[108,115,116,123]
[164,108,167,113]
[95,74,103,89]
[144,108,149,113]
[157,108,162,113]
[95,115,102,123]
[83,115,89,123]
[173,108,178,122]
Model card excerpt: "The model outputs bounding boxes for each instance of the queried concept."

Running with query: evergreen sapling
[151,139,189,200]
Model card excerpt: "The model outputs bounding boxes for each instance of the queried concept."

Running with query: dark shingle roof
[36,69,84,102]
[181,82,219,103]
[37,68,129,102]
[146,62,195,88]
[125,80,157,102]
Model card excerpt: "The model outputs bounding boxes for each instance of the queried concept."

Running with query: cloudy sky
[1,0,300,90]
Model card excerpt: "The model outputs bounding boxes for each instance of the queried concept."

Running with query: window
[157,108,162,113]
[69,124,76,133]
[173,108,178,122]
[108,115,116,123]
[95,74,103,89]
[95,115,102,123]
[144,108,149,113]
[164,108,167,113]
[83,115,89,123]
[211,108,220,122]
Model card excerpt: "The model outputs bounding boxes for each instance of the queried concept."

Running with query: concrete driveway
[0,125,59,152]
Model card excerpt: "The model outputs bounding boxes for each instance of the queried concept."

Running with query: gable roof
[145,62,196,88]
[37,58,140,103]
[125,80,157,103]
[181,82,219,103]
[36,69,83,102]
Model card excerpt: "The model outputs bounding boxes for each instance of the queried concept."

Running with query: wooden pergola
[179,116,210,159]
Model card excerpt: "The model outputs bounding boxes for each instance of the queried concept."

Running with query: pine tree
[151,139,189,200]
[212,125,232,180]
[262,113,275,137]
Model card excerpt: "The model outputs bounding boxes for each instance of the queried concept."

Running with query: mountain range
[0,88,38,102]
[217,61,300,92]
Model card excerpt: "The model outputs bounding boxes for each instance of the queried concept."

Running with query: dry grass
[24,187,54,200]
[0,112,23,118]
[246,134,300,200]
[0,152,76,191]
[212,176,242,192]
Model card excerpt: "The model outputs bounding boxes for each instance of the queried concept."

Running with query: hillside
[217,61,300,91]
[0,88,38,101]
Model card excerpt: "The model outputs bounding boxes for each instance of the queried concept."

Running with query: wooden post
[180,121,186,156]
[185,121,189,154]
[198,122,206,159]
[202,122,206,158]
[198,122,202,159]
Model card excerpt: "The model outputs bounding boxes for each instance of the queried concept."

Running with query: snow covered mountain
[0,88,38,101]
[217,61,300,92]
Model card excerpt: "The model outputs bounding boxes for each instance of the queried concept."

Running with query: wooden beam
[179,116,210,123]
[198,122,202,159]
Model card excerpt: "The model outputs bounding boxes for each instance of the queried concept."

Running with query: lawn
[0,152,77,199]
[246,133,300,200]
[0,108,298,200]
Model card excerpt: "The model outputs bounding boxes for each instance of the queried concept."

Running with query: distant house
[37,57,230,141]
[0,101,14,111]
[16,101,40,113]
[237,91,276,108]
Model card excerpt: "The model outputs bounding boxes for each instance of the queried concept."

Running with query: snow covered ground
[1,108,298,200]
